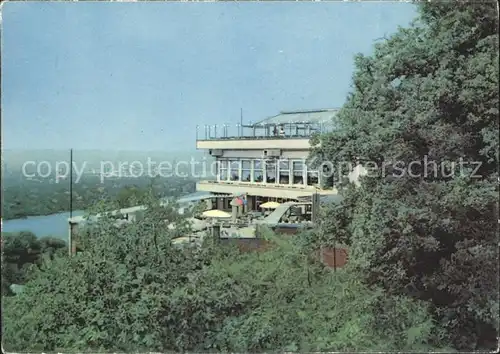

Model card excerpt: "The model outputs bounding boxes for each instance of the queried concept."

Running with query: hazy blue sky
[2,2,417,151]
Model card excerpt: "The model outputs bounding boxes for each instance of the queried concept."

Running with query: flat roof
[254,108,339,126]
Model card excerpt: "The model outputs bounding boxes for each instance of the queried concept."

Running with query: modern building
[67,108,367,255]
[195,108,353,212]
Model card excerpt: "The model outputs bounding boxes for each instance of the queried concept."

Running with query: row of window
[218,159,319,185]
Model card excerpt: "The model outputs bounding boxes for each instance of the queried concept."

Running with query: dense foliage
[1,174,197,219]
[1,231,67,295]
[2,2,497,351]
[311,1,499,350]
[2,197,451,351]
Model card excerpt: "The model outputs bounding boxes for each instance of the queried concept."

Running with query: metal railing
[196,122,334,140]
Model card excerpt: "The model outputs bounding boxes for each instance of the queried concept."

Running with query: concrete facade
[196,181,337,199]
[195,109,348,202]
[196,138,311,150]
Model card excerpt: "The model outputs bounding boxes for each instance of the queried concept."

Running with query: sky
[1,1,418,152]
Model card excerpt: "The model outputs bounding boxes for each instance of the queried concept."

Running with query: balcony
[197,180,338,199]
[196,122,331,141]
[195,109,338,149]
[196,136,312,150]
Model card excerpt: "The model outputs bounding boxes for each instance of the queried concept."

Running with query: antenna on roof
[240,108,243,136]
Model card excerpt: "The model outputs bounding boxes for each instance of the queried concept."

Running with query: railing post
[214,125,217,138]
[196,125,199,140]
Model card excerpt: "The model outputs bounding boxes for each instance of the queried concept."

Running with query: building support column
[242,195,248,213]
[263,160,267,184]
[231,205,238,222]
[251,161,255,182]
[303,163,308,186]
[247,196,254,211]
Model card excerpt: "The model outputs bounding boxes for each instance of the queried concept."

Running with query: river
[1,191,211,241]
[2,210,85,240]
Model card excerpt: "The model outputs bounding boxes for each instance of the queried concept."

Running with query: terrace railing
[196,122,335,140]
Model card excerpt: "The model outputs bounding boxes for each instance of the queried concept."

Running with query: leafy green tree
[2,231,41,293]
[189,200,208,218]
[115,185,147,208]
[38,236,67,259]
[2,194,206,352]
[165,231,450,352]
[1,232,68,295]
[2,207,451,352]
[311,1,498,350]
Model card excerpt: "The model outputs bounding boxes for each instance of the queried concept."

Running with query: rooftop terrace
[196,108,339,140]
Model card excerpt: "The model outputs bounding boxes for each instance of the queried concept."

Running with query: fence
[196,122,335,140]
[219,237,348,269]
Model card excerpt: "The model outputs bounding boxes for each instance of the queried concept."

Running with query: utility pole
[68,148,73,256]
[70,148,73,219]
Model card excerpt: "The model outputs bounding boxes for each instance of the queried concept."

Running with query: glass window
[219,160,228,181]
[230,160,239,170]
[292,160,304,184]
[229,160,240,181]
[279,159,290,184]
[307,170,319,186]
[241,160,251,182]
[265,160,276,183]
[279,160,289,169]
[253,159,263,182]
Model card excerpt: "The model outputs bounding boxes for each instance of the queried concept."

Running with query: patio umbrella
[260,201,281,209]
[202,209,232,218]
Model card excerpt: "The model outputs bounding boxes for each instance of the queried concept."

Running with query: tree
[165,231,450,352]
[2,231,41,294]
[115,185,147,208]
[1,232,68,296]
[38,236,67,260]
[311,1,498,350]
[1,194,208,352]
[2,206,451,352]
